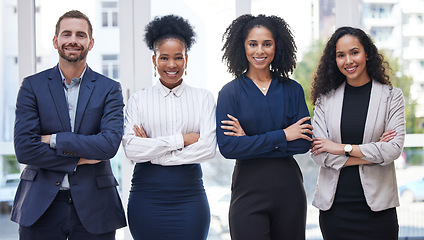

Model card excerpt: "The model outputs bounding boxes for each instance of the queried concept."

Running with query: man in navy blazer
[11,10,126,239]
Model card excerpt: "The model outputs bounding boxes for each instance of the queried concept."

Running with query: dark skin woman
[216,14,312,240]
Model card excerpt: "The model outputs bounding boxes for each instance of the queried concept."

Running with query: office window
[370,4,391,19]
[370,27,392,42]
[102,2,118,27]
[102,54,119,80]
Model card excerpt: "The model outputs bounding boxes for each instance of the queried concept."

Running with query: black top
[335,80,372,203]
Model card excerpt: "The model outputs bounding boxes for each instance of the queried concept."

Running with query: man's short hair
[55,10,93,39]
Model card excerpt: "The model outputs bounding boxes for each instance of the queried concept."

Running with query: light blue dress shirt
[50,65,86,189]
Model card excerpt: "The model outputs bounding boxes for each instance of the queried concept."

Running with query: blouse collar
[156,80,186,97]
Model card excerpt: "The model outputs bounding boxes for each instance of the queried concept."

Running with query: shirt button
[55,181,61,186]
[69,106,73,110]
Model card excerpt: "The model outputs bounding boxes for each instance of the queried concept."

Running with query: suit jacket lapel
[330,81,345,144]
[363,80,383,143]
[48,66,72,132]
[74,66,95,133]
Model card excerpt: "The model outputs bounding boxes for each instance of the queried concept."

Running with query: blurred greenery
[3,155,19,175]
[405,147,424,165]
[293,40,324,118]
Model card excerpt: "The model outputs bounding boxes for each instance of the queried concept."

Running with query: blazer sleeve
[359,87,405,165]
[311,95,348,170]
[14,77,79,173]
[55,81,124,160]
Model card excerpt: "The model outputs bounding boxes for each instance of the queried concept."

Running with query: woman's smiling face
[153,38,187,89]
[244,26,275,72]
[335,34,370,86]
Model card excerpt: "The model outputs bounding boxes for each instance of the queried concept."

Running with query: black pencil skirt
[319,201,398,240]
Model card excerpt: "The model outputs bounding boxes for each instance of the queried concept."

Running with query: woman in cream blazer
[310,27,405,240]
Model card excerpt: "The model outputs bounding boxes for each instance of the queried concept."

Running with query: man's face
[53,18,94,63]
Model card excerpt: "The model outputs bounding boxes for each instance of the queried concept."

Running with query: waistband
[55,189,73,204]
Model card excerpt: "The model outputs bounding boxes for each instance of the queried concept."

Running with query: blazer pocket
[96,175,119,189]
[20,168,38,181]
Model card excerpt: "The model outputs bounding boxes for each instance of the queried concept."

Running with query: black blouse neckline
[345,80,372,92]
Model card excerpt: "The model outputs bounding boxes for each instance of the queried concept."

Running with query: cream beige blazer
[311,80,405,211]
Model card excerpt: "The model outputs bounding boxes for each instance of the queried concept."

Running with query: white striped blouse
[122,81,217,166]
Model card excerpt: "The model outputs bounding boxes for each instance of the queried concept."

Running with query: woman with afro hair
[310,26,405,240]
[216,14,312,240]
[122,15,216,240]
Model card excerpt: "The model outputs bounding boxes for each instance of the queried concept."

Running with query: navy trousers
[19,190,116,240]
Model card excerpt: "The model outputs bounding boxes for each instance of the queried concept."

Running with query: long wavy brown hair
[311,26,391,104]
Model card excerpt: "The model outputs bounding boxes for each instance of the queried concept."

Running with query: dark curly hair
[144,14,196,53]
[311,26,391,104]
[221,14,297,82]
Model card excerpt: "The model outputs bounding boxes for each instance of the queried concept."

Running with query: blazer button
[56,181,61,186]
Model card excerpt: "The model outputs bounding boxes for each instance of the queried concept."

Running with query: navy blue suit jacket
[11,65,127,234]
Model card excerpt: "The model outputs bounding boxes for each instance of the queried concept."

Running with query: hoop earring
[154,66,157,77]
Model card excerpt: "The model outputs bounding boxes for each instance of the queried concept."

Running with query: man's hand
[77,158,101,165]
[41,135,52,145]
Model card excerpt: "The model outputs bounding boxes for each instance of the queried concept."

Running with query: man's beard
[58,44,89,63]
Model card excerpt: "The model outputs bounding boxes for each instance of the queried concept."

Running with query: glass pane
[102,64,109,77]
[102,2,117,8]
[102,12,108,27]
[113,64,119,79]
[103,54,117,61]
[0,0,20,239]
[112,12,118,27]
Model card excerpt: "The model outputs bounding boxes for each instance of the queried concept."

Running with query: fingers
[77,158,101,165]
[133,124,147,138]
[300,127,313,135]
[221,114,246,136]
[226,114,239,122]
[300,133,313,142]
[224,131,238,136]
[297,116,311,125]
[221,125,237,131]
[298,116,313,137]
[378,129,396,142]
[299,122,313,141]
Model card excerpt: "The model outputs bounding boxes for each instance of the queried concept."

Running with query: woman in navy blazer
[217,14,313,240]
[310,26,405,240]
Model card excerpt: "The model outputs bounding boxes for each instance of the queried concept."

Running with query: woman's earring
[154,66,157,77]
[185,68,187,76]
